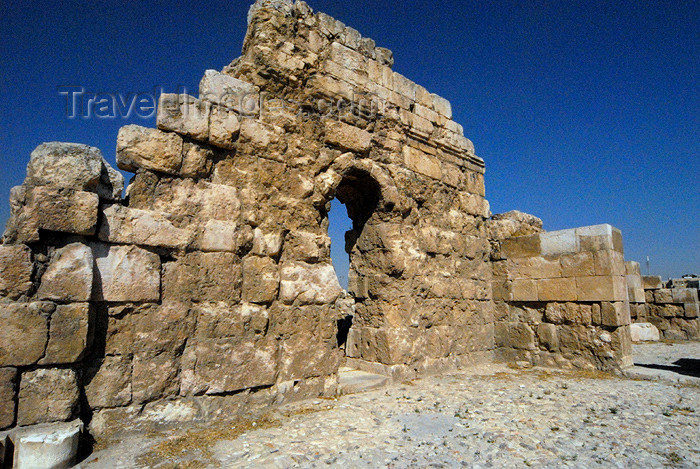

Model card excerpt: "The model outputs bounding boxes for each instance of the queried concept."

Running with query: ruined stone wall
[0,0,495,437]
[634,276,700,340]
[490,224,633,370]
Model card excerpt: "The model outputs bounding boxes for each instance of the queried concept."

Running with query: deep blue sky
[1,0,698,281]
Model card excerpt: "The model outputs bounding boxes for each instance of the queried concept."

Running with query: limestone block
[601,302,631,327]
[625,261,641,276]
[279,262,342,305]
[11,419,82,469]
[557,325,590,353]
[630,323,660,342]
[282,231,330,262]
[162,252,241,303]
[0,368,16,429]
[431,93,452,118]
[38,243,93,302]
[576,224,623,253]
[375,46,394,67]
[329,41,366,72]
[131,354,180,405]
[209,106,241,149]
[83,356,132,409]
[511,279,538,301]
[324,120,372,154]
[593,250,625,276]
[491,279,512,301]
[487,211,543,240]
[251,228,284,257]
[91,244,161,302]
[242,256,280,304]
[279,332,340,381]
[39,304,93,365]
[239,119,283,153]
[24,142,124,200]
[17,368,79,426]
[642,275,663,290]
[98,204,192,249]
[537,323,559,352]
[156,93,210,141]
[116,125,183,175]
[402,145,441,180]
[576,276,628,302]
[181,142,214,178]
[672,288,698,304]
[0,244,33,299]
[199,69,259,115]
[537,278,577,302]
[181,337,277,395]
[0,302,52,367]
[500,234,541,259]
[201,220,252,253]
[539,229,578,256]
[653,289,673,304]
[495,322,535,350]
[20,187,99,237]
[560,251,595,277]
[685,302,699,318]
[512,256,562,279]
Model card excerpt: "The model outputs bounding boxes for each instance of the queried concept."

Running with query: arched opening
[323,167,382,352]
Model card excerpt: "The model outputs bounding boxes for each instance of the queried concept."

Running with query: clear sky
[1,0,698,282]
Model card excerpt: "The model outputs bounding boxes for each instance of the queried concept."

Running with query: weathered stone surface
[11,419,82,469]
[0,244,33,299]
[561,251,595,277]
[39,304,93,365]
[500,234,541,259]
[511,279,538,302]
[132,354,180,405]
[576,276,627,302]
[83,356,132,409]
[642,275,663,290]
[181,337,277,395]
[181,142,214,178]
[537,323,559,352]
[487,211,543,240]
[209,106,241,149]
[540,229,578,256]
[251,228,284,257]
[279,262,342,305]
[201,220,252,253]
[601,302,631,327]
[99,204,192,249]
[324,120,372,153]
[0,368,16,429]
[163,252,241,303]
[0,302,52,367]
[537,278,577,302]
[199,69,259,114]
[116,125,183,175]
[13,187,100,237]
[242,256,280,304]
[92,244,161,302]
[157,93,210,141]
[24,142,124,200]
[630,323,660,342]
[17,369,79,426]
[38,243,93,302]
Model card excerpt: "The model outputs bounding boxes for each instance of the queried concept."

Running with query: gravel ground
[81,344,700,469]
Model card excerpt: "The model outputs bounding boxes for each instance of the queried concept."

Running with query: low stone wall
[491,225,633,370]
[635,276,700,340]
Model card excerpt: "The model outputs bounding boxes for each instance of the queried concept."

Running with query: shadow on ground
[635,358,700,378]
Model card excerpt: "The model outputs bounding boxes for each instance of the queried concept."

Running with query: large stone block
[600,302,631,327]
[500,234,541,259]
[672,288,698,304]
[17,369,79,426]
[180,337,277,395]
[201,220,253,253]
[24,142,123,200]
[38,243,93,302]
[576,276,628,302]
[156,93,210,141]
[653,289,673,304]
[539,229,578,256]
[193,302,268,339]
[576,224,623,253]
[560,251,595,277]
[39,304,93,365]
[511,279,538,301]
[279,262,342,305]
[511,256,562,279]
[593,250,625,276]
[98,204,192,249]
[208,106,241,149]
[0,368,16,429]
[630,323,660,342]
[324,120,371,154]
[83,355,132,409]
[0,302,52,367]
[132,354,180,405]
[162,252,241,303]
[495,322,535,350]
[0,244,33,299]
[642,275,663,290]
[15,187,99,237]
[402,145,441,180]
[537,323,559,352]
[116,125,183,175]
[199,69,259,115]
[242,256,280,304]
[537,278,577,302]
[11,419,82,469]
[92,244,161,302]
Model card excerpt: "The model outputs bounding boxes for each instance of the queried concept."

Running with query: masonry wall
[0,0,495,437]
[634,276,700,340]
[491,225,633,370]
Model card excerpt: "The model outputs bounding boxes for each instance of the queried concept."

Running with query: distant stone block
[17,369,79,426]
[630,322,660,342]
[642,275,663,290]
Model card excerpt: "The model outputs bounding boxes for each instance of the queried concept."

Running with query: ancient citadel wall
[490,224,633,370]
[633,275,700,340]
[0,0,636,446]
